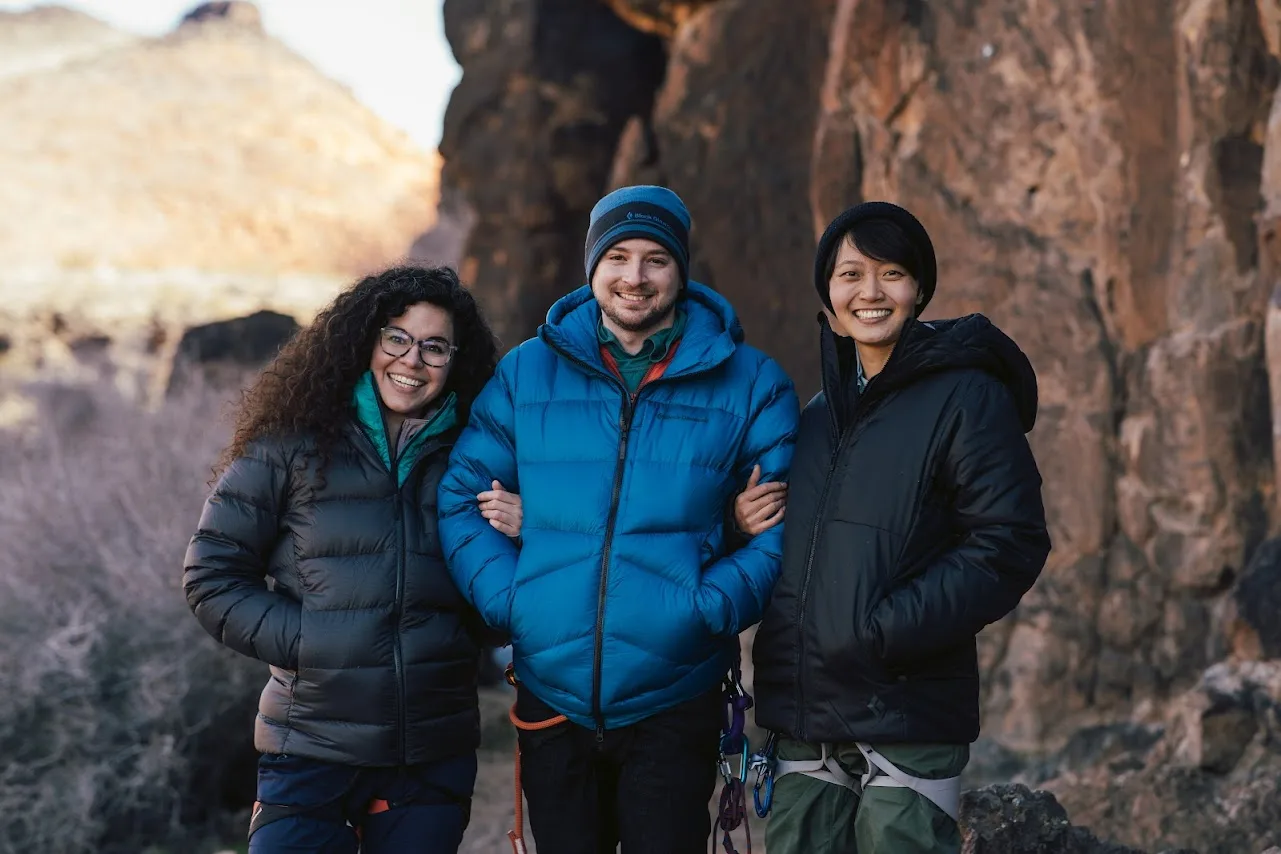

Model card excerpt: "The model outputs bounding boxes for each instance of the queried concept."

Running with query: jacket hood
[540,281,744,378]
[822,313,1039,432]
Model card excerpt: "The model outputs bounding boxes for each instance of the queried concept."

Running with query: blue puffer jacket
[438,283,799,730]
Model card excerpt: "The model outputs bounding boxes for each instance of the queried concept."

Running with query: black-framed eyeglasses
[379,327,457,368]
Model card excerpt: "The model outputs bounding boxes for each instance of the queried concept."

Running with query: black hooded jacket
[183,423,483,767]
[752,314,1050,745]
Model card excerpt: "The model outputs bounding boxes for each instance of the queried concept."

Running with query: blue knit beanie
[584,185,691,284]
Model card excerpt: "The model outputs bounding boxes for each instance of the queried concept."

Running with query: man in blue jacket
[439,185,799,853]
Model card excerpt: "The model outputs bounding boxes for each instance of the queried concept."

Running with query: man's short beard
[601,294,679,334]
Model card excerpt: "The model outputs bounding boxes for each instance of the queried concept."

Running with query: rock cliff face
[438,0,665,344]
[439,0,1281,848]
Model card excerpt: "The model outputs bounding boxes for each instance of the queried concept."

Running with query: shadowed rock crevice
[438,0,666,345]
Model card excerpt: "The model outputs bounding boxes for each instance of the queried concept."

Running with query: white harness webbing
[771,742,961,822]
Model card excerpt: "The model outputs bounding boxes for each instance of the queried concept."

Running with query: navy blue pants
[248,752,476,854]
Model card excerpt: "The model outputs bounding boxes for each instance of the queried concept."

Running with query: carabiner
[749,730,777,817]
[718,737,751,785]
[753,765,775,817]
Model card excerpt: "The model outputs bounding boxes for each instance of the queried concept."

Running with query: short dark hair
[819,217,925,288]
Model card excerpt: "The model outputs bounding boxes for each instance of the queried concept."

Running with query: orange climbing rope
[505,666,567,854]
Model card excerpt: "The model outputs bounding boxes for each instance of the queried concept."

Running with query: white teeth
[389,374,425,389]
[855,309,892,319]
[617,292,649,303]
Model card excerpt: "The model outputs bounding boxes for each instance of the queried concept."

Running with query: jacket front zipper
[384,431,409,767]
[593,391,636,742]
[792,373,888,739]
[392,489,407,765]
[541,336,656,743]
[352,426,446,766]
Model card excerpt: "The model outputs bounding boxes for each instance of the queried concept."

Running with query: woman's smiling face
[827,235,921,362]
[369,302,455,417]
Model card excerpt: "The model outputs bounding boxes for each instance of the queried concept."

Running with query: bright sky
[0,0,460,151]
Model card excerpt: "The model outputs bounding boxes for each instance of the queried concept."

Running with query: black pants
[516,686,721,854]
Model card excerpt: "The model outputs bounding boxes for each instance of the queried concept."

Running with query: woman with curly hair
[183,265,518,854]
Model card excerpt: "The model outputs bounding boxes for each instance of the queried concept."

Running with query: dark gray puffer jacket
[183,422,481,766]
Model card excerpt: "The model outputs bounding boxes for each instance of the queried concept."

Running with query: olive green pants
[764,739,969,854]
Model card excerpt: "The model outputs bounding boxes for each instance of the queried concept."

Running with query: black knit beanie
[814,201,938,313]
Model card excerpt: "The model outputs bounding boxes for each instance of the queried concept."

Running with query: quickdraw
[713,663,754,854]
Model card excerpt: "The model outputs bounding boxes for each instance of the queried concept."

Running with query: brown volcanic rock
[611,0,838,388]
[599,0,719,37]
[805,0,1277,751]
[609,0,1276,752]
[0,5,440,275]
[959,784,1146,854]
[440,0,1281,843]
[438,0,665,345]
[1046,661,1281,854]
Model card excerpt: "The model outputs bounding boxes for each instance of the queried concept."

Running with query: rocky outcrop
[178,1,263,29]
[439,0,1281,846]
[166,310,299,394]
[438,0,665,344]
[611,0,839,377]
[0,269,345,409]
[1046,661,1281,853]
[959,785,1145,854]
[442,0,1279,739]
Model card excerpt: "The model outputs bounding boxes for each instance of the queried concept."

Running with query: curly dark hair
[216,265,499,474]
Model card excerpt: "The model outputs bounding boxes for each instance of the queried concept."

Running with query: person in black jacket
[183,266,518,854]
[744,203,1052,853]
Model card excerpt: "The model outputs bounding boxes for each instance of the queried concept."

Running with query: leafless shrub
[0,380,262,853]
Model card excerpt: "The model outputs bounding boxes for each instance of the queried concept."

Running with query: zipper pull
[596,723,605,745]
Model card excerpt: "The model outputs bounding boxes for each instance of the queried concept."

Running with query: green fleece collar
[352,371,457,484]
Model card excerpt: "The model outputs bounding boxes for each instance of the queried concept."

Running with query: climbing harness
[768,740,962,821]
[503,664,568,854]
[853,742,961,822]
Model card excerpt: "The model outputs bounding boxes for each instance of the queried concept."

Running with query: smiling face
[590,237,682,347]
[369,301,454,419]
[827,234,922,376]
